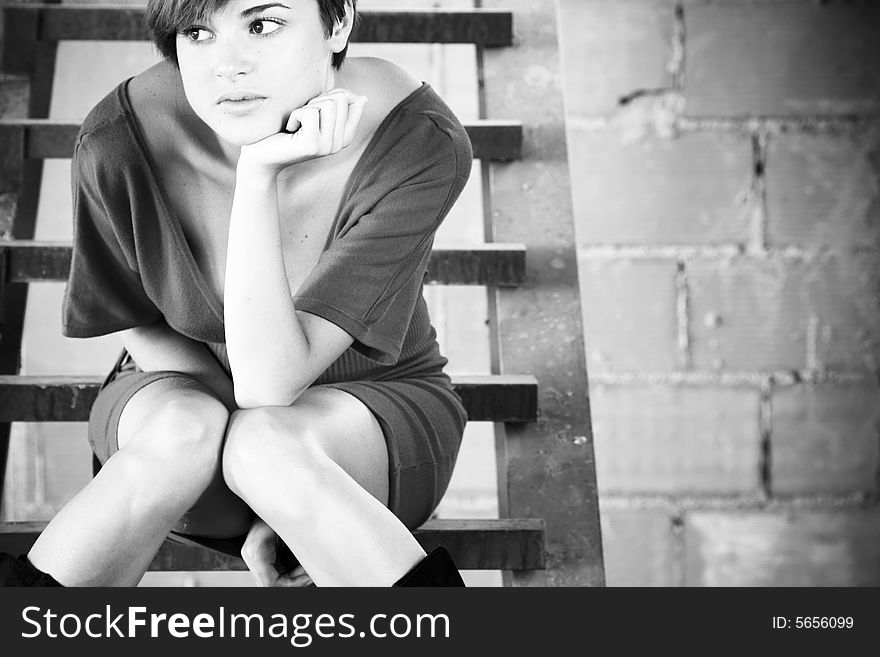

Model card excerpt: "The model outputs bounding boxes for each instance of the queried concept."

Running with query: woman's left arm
[224,90,367,409]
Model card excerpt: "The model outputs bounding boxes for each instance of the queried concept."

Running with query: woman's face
[176,0,349,146]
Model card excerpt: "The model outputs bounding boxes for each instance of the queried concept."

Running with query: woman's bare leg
[27,379,247,586]
[222,388,426,587]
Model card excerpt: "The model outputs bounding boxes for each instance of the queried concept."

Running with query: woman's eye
[182,27,212,42]
[250,19,282,35]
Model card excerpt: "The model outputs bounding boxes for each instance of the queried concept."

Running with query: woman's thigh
[226,387,389,505]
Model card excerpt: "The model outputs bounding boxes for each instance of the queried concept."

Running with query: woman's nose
[214,37,254,80]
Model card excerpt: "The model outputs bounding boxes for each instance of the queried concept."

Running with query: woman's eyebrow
[240,2,292,19]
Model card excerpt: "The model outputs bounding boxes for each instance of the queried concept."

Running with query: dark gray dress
[63,78,471,546]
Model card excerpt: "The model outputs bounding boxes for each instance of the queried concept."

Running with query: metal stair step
[1,5,513,49]
[0,118,523,162]
[0,240,526,288]
[0,375,538,423]
[0,518,545,571]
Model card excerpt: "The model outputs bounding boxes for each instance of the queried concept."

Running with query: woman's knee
[221,406,333,507]
[119,388,230,483]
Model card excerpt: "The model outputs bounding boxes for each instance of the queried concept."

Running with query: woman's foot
[0,553,63,587]
[393,548,465,587]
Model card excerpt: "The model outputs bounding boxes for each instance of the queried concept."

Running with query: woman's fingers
[276,564,314,588]
[285,111,302,134]
[344,96,368,147]
[240,518,314,587]
[241,547,277,587]
[307,90,346,153]
[241,519,280,587]
[329,93,349,152]
[289,105,320,139]
[307,89,367,153]
[327,89,359,151]
[312,97,340,154]
[239,89,366,172]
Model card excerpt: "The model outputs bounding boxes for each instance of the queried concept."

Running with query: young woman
[0,0,470,587]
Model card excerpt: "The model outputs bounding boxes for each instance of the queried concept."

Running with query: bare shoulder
[338,58,423,142]
[126,60,208,158]
[346,57,421,96]
[127,60,186,114]
[127,60,205,140]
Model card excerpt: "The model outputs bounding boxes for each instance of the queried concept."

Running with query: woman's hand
[237,89,368,178]
[241,517,314,587]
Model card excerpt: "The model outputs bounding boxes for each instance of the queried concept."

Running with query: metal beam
[0,518,544,570]
[0,241,527,287]
[0,5,513,49]
[0,119,523,162]
[0,374,538,423]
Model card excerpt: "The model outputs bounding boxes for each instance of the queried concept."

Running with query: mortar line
[567,115,875,134]
[679,116,874,132]
[670,512,687,587]
[675,260,691,370]
[874,368,880,500]
[576,245,823,259]
[590,370,871,386]
[671,2,686,92]
[748,130,769,255]
[598,492,876,512]
[805,315,820,373]
[758,377,773,501]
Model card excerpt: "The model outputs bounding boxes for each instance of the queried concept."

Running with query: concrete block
[688,254,880,372]
[810,254,880,372]
[578,257,679,373]
[591,383,761,494]
[569,129,752,245]
[559,0,674,116]
[771,382,880,495]
[766,131,880,250]
[685,3,880,117]
[599,507,678,586]
[685,509,880,586]
[689,258,808,371]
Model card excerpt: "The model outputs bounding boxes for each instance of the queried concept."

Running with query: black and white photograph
[0,0,877,646]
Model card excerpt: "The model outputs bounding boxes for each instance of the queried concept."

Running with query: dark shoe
[0,553,63,587]
[393,547,465,587]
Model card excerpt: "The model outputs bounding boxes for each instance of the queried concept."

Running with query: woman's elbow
[233,381,305,410]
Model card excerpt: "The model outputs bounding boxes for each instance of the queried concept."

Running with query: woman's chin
[211,120,283,148]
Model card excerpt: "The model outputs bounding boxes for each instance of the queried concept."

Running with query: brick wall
[559,0,880,586]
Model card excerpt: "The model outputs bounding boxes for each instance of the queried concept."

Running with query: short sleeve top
[62,80,473,380]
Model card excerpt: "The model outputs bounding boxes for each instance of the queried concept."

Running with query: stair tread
[0,240,526,287]
[0,118,523,161]
[0,518,545,571]
[0,374,539,423]
[2,5,513,47]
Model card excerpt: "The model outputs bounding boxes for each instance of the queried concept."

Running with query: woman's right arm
[66,125,235,410]
[118,321,237,411]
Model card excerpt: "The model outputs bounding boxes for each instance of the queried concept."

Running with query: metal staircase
[0,0,602,586]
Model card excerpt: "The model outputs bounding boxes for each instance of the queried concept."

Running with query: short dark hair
[145,0,357,69]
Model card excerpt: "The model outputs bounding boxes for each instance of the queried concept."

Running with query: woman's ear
[328,2,355,54]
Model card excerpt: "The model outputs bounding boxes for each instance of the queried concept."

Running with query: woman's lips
[217,96,266,116]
